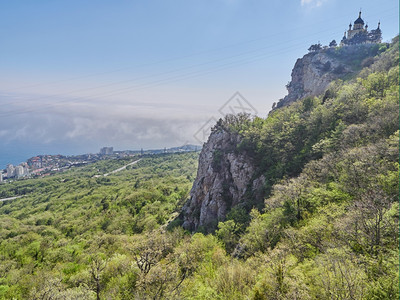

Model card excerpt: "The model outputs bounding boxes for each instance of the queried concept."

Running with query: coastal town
[1,152,120,182]
[0,145,199,182]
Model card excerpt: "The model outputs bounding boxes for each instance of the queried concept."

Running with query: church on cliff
[340,11,382,45]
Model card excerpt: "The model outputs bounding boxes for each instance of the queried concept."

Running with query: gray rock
[182,128,264,232]
[276,44,377,108]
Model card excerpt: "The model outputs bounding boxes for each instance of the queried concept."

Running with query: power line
[1,23,351,110]
[1,5,395,93]
[0,32,340,117]
[0,10,397,117]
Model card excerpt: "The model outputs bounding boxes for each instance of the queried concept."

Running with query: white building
[21,162,29,175]
[6,164,15,178]
[14,164,29,178]
[15,166,24,178]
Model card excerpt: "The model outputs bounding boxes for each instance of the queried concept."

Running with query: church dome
[354,17,364,24]
[354,11,364,25]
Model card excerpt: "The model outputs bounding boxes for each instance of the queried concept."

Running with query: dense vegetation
[0,37,398,299]
[215,36,399,298]
[0,153,198,299]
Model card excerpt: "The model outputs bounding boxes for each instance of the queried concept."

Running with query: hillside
[182,37,398,233]
[180,36,398,298]
[0,153,199,299]
[0,36,398,299]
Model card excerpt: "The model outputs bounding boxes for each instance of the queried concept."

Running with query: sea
[0,151,35,170]
[0,148,50,170]
[0,143,89,170]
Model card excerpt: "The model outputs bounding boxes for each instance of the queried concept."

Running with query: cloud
[0,93,215,152]
[301,0,326,8]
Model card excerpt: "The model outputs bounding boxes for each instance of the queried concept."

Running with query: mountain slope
[182,37,398,233]
[178,36,398,299]
[0,37,398,299]
[0,153,198,299]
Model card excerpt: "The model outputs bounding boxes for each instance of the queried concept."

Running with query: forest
[0,36,398,299]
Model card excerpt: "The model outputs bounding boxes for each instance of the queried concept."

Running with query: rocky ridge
[276,43,379,108]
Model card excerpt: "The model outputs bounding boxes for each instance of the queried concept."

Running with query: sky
[0,0,398,168]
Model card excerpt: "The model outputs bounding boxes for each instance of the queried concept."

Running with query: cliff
[181,126,264,232]
[276,43,381,108]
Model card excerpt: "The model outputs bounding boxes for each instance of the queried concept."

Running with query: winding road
[103,159,141,177]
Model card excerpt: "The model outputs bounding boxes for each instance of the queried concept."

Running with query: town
[0,145,199,182]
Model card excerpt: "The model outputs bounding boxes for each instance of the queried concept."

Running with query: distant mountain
[167,144,201,152]
[117,144,201,155]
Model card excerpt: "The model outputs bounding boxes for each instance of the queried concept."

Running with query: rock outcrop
[181,128,263,232]
[276,44,378,108]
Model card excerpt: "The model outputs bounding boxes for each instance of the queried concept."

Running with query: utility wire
[1,23,353,109]
[1,6,395,93]
[0,10,397,117]
[0,32,340,117]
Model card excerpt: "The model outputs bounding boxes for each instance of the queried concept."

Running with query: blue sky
[0,0,398,167]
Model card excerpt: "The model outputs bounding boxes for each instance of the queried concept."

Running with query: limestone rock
[181,129,263,232]
[276,44,378,108]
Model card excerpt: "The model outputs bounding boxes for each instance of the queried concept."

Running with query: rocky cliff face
[276,44,378,108]
[181,128,264,232]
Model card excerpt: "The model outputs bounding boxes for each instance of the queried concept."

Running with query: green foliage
[216,220,239,253]
[224,36,398,298]
[0,152,198,299]
[0,36,398,299]
[237,208,285,257]
[328,43,382,70]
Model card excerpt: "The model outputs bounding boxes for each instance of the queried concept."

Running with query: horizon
[1,0,398,169]
[0,143,202,170]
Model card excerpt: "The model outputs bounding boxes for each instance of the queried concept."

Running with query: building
[100,147,114,155]
[0,172,3,182]
[341,11,381,45]
[15,166,24,178]
[6,164,15,178]
[14,163,29,178]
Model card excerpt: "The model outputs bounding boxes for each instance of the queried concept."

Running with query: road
[1,159,142,200]
[0,196,23,202]
[103,159,141,177]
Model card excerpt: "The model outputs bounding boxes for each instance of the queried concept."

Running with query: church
[340,11,382,45]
